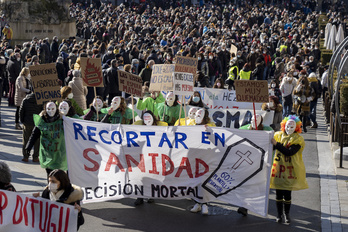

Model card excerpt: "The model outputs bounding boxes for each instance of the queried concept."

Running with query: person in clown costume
[83,96,107,122]
[270,115,308,224]
[25,101,67,179]
[133,110,167,206]
[156,91,185,126]
[101,96,136,124]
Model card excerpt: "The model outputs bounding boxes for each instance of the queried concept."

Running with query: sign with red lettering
[80,57,103,87]
[173,72,194,96]
[117,70,143,97]
[234,80,269,103]
[63,117,274,216]
[0,190,78,232]
[29,63,61,105]
[174,56,198,76]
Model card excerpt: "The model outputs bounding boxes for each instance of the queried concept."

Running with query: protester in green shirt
[156,91,185,126]
[101,96,136,124]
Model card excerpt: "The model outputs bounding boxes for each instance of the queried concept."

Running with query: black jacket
[7,56,20,83]
[19,93,43,126]
[105,66,121,95]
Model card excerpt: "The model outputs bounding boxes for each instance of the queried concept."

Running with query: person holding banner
[270,115,308,224]
[136,86,164,119]
[174,107,198,126]
[156,92,185,126]
[101,96,136,124]
[33,169,84,230]
[25,101,67,178]
[83,96,107,122]
[59,99,80,118]
[60,86,85,116]
[0,161,16,192]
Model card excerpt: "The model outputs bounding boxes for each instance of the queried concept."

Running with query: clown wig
[280,115,302,134]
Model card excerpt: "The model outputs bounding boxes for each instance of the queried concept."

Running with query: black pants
[15,106,20,123]
[276,189,291,202]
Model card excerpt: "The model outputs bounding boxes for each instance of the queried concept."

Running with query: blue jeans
[282,95,293,117]
[263,66,269,80]
[210,75,216,86]
[309,99,318,123]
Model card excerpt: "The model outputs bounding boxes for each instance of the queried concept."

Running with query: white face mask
[48,182,59,193]
[195,109,205,124]
[59,101,70,116]
[68,93,73,99]
[188,107,198,119]
[285,119,296,135]
[251,114,262,129]
[93,98,103,111]
[111,96,121,110]
[166,92,175,107]
[143,113,154,126]
[271,84,276,88]
[46,102,57,117]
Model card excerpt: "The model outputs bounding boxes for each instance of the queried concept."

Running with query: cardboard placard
[234,80,269,103]
[80,57,103,87]
[29,63,61,104]
[174,56,198,76]
[230,44,237,55]
[173,72,194,96]
[118,70,143,97]
[149,64,175,92]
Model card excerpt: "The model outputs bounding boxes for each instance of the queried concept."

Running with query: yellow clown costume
[270,131,308,191]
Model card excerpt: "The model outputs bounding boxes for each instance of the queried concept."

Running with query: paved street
[0,97,346,232]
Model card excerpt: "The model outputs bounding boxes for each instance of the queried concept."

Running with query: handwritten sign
[118,70,143,97]
[230,44,238,56]
[175,56,198,76]
[80,57,103,87]
[234,80,269,103]
[173,72,194,96]
[29,63,61,104]
[149,64,175,92]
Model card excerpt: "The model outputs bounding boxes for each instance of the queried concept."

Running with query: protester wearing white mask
[83,96,106,122]
[25,101,67,178]
[101,96,135,124]
[270,115,308,224]
[59,100,79,118]
[262,96,283,131]
[61,85,85,116]
[156,92,185,125]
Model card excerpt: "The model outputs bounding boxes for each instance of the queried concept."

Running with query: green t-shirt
[102,107,137,124]
[156,103,185,126]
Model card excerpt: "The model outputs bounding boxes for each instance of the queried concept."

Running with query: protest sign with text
[64,117,274,216]
[149,64,175,92]
[234,80,269,103]
[118,70,143,97]
[174,56,198,76]
[230,44,238,56]
[80,57,103,87]
[173,72,194,96]
[30,63,61,104]
[0,190,78,232]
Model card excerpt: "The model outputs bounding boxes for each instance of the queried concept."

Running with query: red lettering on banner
[195,159,209,177]
[39,201,48,232]
[83,148,100,171]
[47,203,59,232]
[64,208,70,232]
[58,207,63,232]
[126,154,145,172]
[271,163,277,177]
[162,154,174,176]
[148,153,159,174]
[23,197,29,226]
[0,191,8,224]
[105,153,125,172]
[29,198,39,228]
[13,195,23,224]
[175,157,193,178]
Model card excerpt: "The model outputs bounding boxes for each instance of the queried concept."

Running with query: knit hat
[0,161,12,184]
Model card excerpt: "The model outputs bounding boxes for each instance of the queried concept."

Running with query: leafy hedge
[340,84,348,116]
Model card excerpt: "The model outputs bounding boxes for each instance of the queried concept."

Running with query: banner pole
[183,96,187,126]
[131,94,135,124]
[94,86,99,121]
[253,101,257,130]
[178,96,183,126]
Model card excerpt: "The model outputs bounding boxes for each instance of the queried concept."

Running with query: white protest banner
[117,70,143,97]
[64,117,274,216]
[188,107,274,128]
[0,190,78,232]
[30,63,61,105]
[173,72,194,96]
[149,64,175,92]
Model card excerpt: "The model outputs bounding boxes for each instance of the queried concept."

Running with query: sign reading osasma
[64,117,274,216]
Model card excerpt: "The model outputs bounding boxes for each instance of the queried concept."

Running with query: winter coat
[14,75,30,106]
[19,93,43,126]
[68,76,88,110]
[7,56,20,83]
[105,66,121,95]
[139,66,152,84]
[252,63,264,80]
[262,103,283,131]
[41,184,84,230]
[292,82,314,116]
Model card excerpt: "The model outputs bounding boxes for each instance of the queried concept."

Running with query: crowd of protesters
[0,0,347,227]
